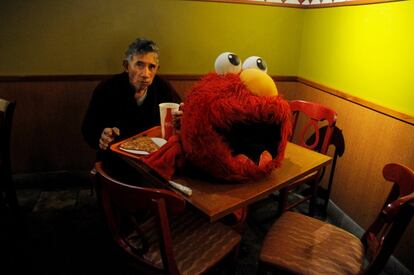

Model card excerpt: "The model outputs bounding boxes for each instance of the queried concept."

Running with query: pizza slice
[120,136,160,153]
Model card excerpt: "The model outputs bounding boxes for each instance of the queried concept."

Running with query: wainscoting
[1,74,413,271]
[277,80,414,271]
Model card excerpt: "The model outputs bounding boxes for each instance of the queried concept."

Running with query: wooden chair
[306,125,345,216]
[94,161,241,275]
[259,163,414,275]
[278,100,337,216]
[0,98,19,213]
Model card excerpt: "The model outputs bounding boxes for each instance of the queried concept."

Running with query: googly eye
[242,56,267,73]
[214,52,242,75]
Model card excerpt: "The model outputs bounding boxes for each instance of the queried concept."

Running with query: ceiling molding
[189,0,403,8]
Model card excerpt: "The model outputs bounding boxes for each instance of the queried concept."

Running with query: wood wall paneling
[281,81,414,271]
[0,75,198,174]
[0,74,413,271]
[0,80,99,173]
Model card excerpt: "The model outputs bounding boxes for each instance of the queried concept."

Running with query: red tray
[110,126,162,160]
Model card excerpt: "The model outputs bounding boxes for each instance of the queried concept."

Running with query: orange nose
[240,68,278,97]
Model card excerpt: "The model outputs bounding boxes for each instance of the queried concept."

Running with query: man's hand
[172,103,184,132]
[99,127,120,150]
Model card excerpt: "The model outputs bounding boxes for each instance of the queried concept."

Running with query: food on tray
[120,136,160,153]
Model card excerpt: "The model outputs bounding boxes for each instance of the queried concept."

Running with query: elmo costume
[144,52,291,182]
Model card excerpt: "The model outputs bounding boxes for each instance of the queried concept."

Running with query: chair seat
[260,211,364,275]
[127,209,241,275]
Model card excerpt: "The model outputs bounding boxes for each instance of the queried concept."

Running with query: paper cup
[159,102,180,139]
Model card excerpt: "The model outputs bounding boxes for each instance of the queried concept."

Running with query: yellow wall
[299,1,414,116]
[1,0,413,116]
[0,0,303,75]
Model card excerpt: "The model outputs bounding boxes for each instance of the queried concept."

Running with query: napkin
[143,134,185,180]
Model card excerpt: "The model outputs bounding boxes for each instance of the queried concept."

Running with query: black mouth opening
[216,122,282,164]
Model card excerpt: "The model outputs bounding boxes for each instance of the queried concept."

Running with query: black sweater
[81,72,181,149]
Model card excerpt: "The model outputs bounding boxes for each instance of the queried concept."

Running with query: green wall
[299,0,414,116]
[0,0,303,75]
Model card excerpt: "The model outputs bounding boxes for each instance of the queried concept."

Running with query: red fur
[180,73,291,182]
[145,72,291,182]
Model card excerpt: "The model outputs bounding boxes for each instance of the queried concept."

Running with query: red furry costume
[144,62,291,182]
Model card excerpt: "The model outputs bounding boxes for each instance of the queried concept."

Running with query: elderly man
[82,38,181,151]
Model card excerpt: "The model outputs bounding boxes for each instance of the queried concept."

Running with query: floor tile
[32,190,78,212]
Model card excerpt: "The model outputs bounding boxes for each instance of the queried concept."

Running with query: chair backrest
[362,163,414,274]
[307,125,345,215]
[289,100,337,155]
[0,98,16,169]
[0,98,18,211]
[306,125,345,181]
[94,161,186,274]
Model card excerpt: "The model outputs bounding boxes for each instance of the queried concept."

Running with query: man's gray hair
[124,38,160,63]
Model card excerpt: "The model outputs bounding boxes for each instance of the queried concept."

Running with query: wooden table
[111,127,332,222]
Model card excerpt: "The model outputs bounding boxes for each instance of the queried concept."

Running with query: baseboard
[327,201,413,275]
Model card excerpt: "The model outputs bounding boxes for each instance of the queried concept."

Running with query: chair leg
[4,177,20,214]
[89,167,97,196]
[322,197,330,217]
[322,166,336,217]
[0,192,6,212]
[278,189,289,216]
[308,181,318,217]
[256,261,267,275]
[6,187,20,213]
[231,207,248,234]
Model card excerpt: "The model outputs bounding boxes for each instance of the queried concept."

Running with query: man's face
[124,52,159,92]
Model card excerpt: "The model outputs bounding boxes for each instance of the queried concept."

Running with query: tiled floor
[3,173,116,274]
[2,172,267,274]
[1,172,410,274]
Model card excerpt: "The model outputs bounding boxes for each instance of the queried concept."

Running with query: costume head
[180,52,291,182]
